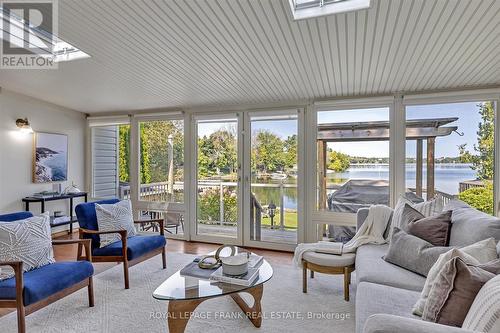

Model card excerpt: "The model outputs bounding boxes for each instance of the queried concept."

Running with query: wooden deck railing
[459,180,487,192]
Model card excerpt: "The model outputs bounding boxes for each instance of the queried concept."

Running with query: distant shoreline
[35,147,59,182]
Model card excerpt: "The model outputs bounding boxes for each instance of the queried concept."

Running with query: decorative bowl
[221,254,249,276]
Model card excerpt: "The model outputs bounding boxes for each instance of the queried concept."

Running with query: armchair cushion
[0,212,34,222]
[75,199,120,247]
[92,235,166,260]
[0,261,94,306]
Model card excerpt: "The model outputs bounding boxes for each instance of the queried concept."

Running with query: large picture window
[316,107,391,242]
[405,102,495,215]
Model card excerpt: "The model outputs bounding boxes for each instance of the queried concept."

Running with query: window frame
[305,97,398,242]
[402,91,500,217]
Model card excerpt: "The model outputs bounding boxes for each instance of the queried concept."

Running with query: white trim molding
[403,88,500,106]
[87,115,130,127]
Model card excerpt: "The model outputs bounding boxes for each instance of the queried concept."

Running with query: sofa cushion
[0,261,94,306]
[463,274,500,332]
[413,240,499,317]
[408,210,453,246]
[388,196,442,241]
[356,244,426,291]
[384,228,451,277]
[356,282,420,333]
[92,235,166,260]
[398,204,425,232]
[444,200,500,246]
[303,251,355,267]
[75,199,120,248]
[422,257,497,327]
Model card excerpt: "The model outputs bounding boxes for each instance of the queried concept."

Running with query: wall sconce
[16,118,33,133]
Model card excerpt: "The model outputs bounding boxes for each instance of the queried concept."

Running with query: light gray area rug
[0,253,355,333]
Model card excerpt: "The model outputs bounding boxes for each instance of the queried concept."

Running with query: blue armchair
[0,212,94,333]
[75,199,166,289]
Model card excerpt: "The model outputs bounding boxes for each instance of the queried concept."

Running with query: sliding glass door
[244,111,300,248]
[135,118,185,237]
[193,114,242,244]
[190,110,303,249]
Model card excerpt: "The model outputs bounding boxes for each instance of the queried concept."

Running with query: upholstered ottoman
[302,252,355,301]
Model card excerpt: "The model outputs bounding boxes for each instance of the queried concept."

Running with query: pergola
[317,117,459,208]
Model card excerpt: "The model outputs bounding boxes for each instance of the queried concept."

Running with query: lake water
[252,164,477,210]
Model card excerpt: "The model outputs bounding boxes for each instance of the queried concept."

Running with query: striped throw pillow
[462,274,500,332]
[388,196,443,241]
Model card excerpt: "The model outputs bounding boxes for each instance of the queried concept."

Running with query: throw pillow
[95,200,137,248]
[462,274,500,333]
[444,200,500,246]
[422,257,499,327]
[388,196,442,241]
[384,228,450,277]
[408,210,453,246]
[399,204,425,232]
[413,239,499,316]
[0,212,55,280]
[460,237,499,263]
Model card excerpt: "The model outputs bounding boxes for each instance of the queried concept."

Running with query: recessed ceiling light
[289,0,371,20]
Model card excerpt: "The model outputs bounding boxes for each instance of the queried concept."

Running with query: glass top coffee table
[153,248,273,333]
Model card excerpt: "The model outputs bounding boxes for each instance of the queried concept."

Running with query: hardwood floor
[0,232,292,318]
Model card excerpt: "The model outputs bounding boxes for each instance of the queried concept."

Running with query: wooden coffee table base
[167,284,264,333]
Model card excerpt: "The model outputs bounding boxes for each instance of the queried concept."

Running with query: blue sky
[197,102,484,158]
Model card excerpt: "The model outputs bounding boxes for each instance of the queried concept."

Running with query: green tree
[459,102,495,180]
[140,120,183,183]
[139,126,151,184]
[253,130,285,173]
[118,125,130,182]
[328,150,350,172]
[283,134,297,169]
[198,129,237,178]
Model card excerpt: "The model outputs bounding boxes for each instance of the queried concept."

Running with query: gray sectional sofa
[355,200,500,333]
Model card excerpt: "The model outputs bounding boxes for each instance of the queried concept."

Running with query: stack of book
[32,191,60,198]
[210,266,260,286]
[179,253,264,287]
[51,216,71,226]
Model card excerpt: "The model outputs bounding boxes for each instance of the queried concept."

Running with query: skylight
[0,7,90,63]
[289,0,371,20]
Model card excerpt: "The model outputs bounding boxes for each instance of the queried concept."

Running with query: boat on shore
[270,171,287,180]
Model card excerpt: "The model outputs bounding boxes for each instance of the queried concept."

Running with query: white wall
[0,88,86,232]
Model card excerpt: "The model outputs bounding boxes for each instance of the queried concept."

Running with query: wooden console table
[22,192,88,234]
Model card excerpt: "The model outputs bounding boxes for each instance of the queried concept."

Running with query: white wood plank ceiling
[0,0,499,113]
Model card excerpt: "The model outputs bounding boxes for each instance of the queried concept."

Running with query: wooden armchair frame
[0,239,93,333]
[78,219,166,289]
